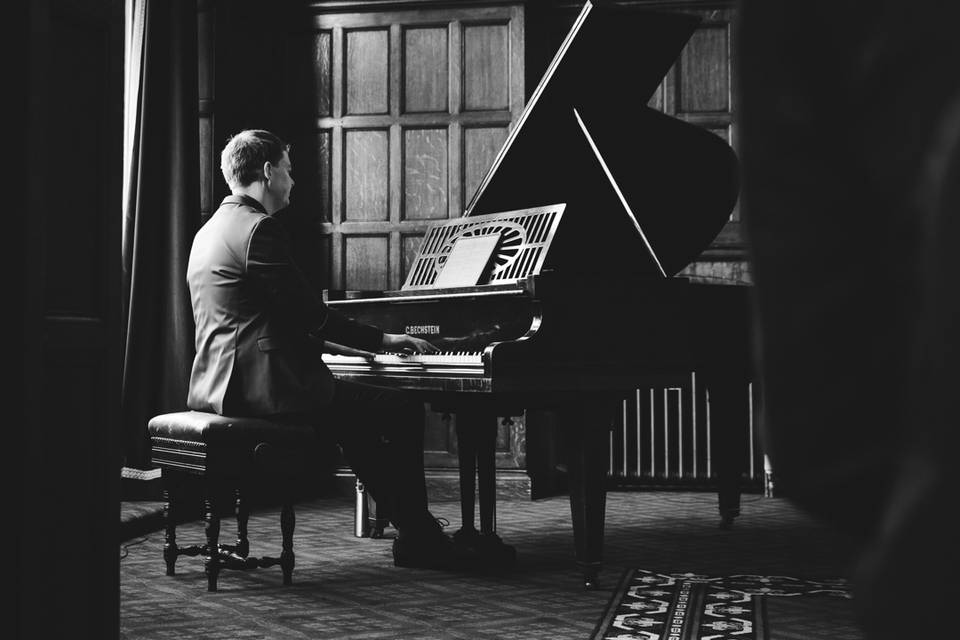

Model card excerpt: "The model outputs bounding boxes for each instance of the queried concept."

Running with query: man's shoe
[452,526,517,567]
[392,528,479,570]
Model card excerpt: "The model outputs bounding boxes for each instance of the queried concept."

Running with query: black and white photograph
[15,0,960,638]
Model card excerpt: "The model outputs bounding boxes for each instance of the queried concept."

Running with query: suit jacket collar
[221,194,268,214]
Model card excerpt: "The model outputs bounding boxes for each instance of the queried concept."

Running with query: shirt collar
[221,194,268,214]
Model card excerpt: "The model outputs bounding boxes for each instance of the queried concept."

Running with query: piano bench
[148,410,323,592]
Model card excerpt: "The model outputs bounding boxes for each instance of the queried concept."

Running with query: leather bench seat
[149,411,318,477]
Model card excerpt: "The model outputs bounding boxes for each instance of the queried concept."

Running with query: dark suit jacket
[186,195,383,416]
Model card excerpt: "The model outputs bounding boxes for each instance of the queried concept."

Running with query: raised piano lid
[465,0,740,279]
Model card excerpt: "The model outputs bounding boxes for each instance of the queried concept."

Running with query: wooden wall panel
[314,30,333,116]
[344,235,390,289]
[463,125,509,208]
[462,22,510,111]
[403,127,448,220]
[403,26,448,113]
[345,28,390,115]
[680,259,751,284]
[678,24,729,113]
[345,129,389,221]
[710,127,730,143]
[318,128,333,222]
[313,3,523,292]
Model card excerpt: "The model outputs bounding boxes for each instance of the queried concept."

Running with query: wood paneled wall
[309,4,525,291]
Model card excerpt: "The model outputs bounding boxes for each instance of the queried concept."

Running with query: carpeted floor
[120,500,165,543]
[120,491,865,640]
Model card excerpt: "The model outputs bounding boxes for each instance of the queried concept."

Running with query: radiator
[607,372,764,488]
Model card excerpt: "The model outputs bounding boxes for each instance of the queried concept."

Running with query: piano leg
[477,415,497,536]
[455,413,480,536]
[562,397,616,589]
[705,372,750,529]
[454,411,516,565]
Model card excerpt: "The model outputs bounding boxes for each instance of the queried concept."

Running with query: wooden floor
[120,490,865,639]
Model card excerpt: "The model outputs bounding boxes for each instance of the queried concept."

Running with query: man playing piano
[186,128,474,570]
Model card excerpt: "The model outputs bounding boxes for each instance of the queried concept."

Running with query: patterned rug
[591,569,850,640]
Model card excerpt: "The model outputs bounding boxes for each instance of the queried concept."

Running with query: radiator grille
[608,373,763,488]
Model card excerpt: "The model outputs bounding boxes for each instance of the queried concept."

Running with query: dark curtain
[121,0,199,469]
[737,1,960,636]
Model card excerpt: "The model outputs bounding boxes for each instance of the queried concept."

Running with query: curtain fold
[121,0,199,469]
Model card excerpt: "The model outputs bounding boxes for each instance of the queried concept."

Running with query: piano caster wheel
[578,562,601,590]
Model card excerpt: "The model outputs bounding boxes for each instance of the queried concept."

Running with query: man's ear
[262,161,272,181]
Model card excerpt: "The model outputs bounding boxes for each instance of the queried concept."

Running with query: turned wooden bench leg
[235,486,250,559]
[280,497,295,585]
[162,473,180,576]
[204,491,221,592]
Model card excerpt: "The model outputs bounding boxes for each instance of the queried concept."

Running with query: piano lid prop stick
[572,107,668,278]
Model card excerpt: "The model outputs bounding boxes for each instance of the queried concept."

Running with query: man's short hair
[220,129,290,189]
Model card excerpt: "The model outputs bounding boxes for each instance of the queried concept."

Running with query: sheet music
[433,233,502,288]
[572,107,668,278]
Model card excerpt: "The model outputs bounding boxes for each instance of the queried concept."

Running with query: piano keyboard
[322,351,485,376]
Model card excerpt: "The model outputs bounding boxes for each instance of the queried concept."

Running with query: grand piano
[321,0,751,587]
